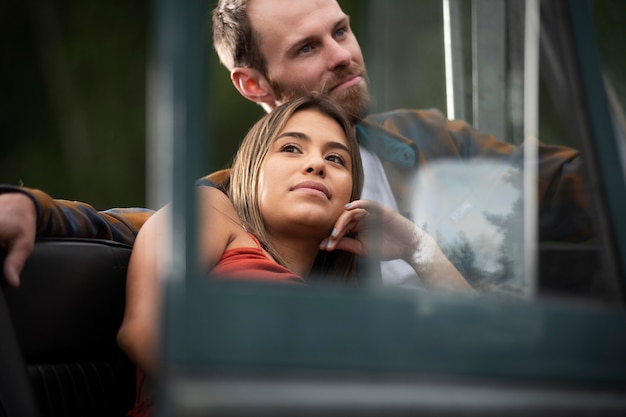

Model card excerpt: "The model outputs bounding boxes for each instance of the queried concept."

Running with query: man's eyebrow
[286,33,318,57]
[335,15,350,28]
[286,15,351,55]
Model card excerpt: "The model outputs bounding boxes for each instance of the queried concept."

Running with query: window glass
[357,0,625,305]
[158,1,626,414]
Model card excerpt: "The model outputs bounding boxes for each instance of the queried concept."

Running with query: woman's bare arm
[117,187,240,376]
[116,207,167,376]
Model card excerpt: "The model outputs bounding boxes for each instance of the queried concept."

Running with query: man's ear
[231,68,277,109]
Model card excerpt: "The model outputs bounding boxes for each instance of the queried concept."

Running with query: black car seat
[0,238,135,417]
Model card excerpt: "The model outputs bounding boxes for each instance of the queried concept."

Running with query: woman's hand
[321,200,474,292]
[320,199,423,262]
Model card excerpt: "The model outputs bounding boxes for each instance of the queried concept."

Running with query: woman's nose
[305,156,325,176]
[306,166,324,176]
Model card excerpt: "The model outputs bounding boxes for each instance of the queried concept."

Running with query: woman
[118,95,472,416]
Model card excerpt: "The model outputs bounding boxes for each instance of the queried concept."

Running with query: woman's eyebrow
[277,131,351,155]
[327,141,350,154]
[277,131,310,141]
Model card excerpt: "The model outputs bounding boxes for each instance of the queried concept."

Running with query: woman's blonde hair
[229,95,364,282]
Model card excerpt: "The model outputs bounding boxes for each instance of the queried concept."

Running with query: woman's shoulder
[196,187,262,251]
[198,186,234,211]
[196,186,252,266]
[197,186,242,226]
[197,184,230,199]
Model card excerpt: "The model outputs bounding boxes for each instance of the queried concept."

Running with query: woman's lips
[292,181,330,199]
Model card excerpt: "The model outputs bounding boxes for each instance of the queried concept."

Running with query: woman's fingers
[321,200,397,253]
[334,209,368,235]
[321,207,368,251]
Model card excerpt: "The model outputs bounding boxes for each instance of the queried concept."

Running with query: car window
[156,1,626,415]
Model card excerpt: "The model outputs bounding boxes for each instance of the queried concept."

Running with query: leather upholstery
[1,238,135,417]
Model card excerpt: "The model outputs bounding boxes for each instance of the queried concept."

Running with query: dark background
[1,0,624,210]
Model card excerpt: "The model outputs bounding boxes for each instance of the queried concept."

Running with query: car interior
[1,239,135,417]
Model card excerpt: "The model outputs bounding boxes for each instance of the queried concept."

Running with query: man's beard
[269,63,371,123]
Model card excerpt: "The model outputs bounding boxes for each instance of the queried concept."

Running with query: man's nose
[326,39,352,70]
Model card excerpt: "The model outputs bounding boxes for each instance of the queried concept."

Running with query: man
[0,0,591,289]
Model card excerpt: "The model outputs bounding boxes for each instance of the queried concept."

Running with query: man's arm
[446,116,594,242]
[19,187,153,243]
[0,185,153,287]
[0,171,231,287]
[365,109,595,242]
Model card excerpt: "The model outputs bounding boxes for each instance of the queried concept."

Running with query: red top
[210,233,305,284]
[127,233,304,417]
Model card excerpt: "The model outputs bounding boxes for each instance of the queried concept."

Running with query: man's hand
[0,193,37,287]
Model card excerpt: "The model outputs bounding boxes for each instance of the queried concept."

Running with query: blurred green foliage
[0,0,362,209]
[1,0,624,210]
[1,0,148,208]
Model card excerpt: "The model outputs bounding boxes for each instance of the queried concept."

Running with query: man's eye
[335,28,346,37]
[299,45,312,54]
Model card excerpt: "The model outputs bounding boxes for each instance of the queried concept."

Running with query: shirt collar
[356,120,417,168]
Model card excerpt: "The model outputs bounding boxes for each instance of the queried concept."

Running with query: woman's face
[259,108,354,238]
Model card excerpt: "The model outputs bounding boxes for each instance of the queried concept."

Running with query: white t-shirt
[359,145,424,289]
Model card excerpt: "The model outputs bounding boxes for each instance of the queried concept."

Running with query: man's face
[248,0,371,121]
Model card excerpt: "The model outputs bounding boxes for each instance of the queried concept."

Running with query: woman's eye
[326,154,346,166]
[281,144,301,153]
